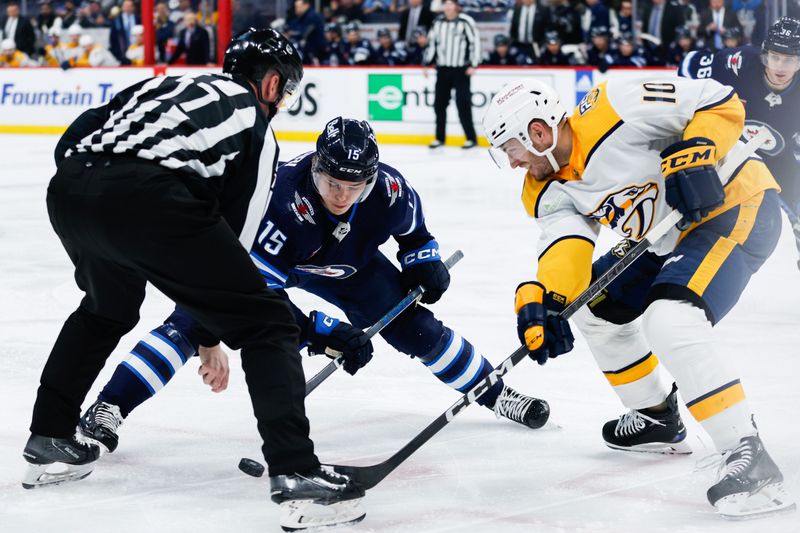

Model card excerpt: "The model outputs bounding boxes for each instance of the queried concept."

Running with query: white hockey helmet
[131,24,144,37]
[1,38,15,52]
[482,80,567,172]
[79,35,94,47]
[67,24,83,37]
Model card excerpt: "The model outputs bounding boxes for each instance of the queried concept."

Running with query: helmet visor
[761,50,800,72]
[277,77,301,110]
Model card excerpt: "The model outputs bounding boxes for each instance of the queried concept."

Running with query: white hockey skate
[22,433,101,489]
[270,464,366,531]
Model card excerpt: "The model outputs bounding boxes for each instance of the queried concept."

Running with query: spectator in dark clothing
[343,22,373,64]
[154,2,175,63]
[59,1,78,29]
[2,2,35,56]
[549,0,582,44]
[667,26,696,66]
[373,27,407,65]
[36,2,59,35]
[539,30,576,65]
[582,0,611,42]
[586,25,613,71]
[405,28,428,65]
[169,12,210,65]
[642,0,686,63]
[698,0,741,50]
[608,32,648,67]
[509,0,550,59]
[399,0,434,46]
[109,0,140,65]
[330,0,365,22]
[616,0,635,35]
[484,33,535,65]
[289,0,326,64]
[82,1,107,27]
[321,22,348,66]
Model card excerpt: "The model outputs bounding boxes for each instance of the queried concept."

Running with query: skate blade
[21,462,94,489]
[279,498,365,531]
[606,439,692,455]
[716,483,797,520]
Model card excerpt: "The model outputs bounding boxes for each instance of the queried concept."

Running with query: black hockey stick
[304,250,465,395]
[331,132,769,490]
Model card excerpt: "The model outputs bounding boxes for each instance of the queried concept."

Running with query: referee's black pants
[32,155,318,476]
[433,66,477,144]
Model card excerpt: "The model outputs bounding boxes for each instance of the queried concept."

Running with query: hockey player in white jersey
[483,77,794,519]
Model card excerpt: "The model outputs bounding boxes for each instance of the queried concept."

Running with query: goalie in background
[482,75,793,519]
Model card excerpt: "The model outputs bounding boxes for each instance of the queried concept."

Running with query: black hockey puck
[238,457,265,478]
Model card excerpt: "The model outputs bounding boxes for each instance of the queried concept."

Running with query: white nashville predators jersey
[522,76,778,304]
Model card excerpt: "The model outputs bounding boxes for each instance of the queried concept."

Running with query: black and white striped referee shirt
[59,72,277,247]
[424,13,481,68]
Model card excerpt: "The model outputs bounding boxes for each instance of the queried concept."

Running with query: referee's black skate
[270,464,366,531]
[22,433,101,489]
[79,400,124,453]
[707,435,795,520]
[492,384,550,429]
[602,383,691,454]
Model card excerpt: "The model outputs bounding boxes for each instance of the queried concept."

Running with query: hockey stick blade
[331,132,769,490]
[304,250,464,395]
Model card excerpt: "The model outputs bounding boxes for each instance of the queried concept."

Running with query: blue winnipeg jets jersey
[680,46,800,207]
[249,151,433,304]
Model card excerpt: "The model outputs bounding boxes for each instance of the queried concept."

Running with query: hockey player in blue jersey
[78,117,551,454]
[680,16,800,268]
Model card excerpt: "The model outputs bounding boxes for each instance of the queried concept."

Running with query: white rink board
[0,66,675,141]
[0,136,798,533]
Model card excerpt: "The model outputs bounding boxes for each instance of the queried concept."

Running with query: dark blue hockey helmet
[377,27,392,40]
[494,34,511,47]
[223,28,303,116]
[313,117,380,203]
[325,22,342,37]
[763,17,800,57]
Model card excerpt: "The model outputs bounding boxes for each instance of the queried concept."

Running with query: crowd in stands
[0,0,795,68]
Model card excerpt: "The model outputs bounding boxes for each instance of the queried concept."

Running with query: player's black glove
[661,137,725,228]
[398,240,450,304]
[307,311,373,375]
[515,282,574,365]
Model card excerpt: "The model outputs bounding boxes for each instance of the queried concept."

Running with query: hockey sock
[98,323,196,417]
[643,299,756,451]
[417,328,502,407]
[572,307,670,409]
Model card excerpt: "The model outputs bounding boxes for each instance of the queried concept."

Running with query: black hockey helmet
[325,22,342,36]
[377,27,392,40]
[494,34,511,47]
[223,28,303,116]
[313,117,380,203]
[763,17,800,57]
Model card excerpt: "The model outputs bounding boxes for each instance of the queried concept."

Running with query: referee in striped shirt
[424,0,481,149]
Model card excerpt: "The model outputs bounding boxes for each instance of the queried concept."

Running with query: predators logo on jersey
[589,182,659,240]
[579,87,601,115]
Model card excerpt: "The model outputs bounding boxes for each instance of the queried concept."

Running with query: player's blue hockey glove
[515,281,574,365]
[661,137,725,228]
[398,240,450,304]
[307,311,373,375]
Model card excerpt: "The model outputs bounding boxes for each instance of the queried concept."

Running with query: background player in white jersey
[680,16,800,269]
[483,77,793,519]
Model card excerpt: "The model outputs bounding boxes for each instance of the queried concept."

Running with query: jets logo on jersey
[291,192,316,225]
[764,92,782,108]
[579,87,601,115]
[294,264,358,279]
[726,51,743,76]
[743,121,785,156]
[589,182,659,240]
[384,174,403,206]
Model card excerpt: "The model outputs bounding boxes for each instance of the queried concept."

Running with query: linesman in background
[424,0,480,150]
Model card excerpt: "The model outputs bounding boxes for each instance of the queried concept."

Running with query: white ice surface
[1,136,798,533]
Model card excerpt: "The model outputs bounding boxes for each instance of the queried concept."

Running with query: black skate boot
[22,433,101,489]
[707,435,796,519]
[602,383,691,454]
[492,384,550,429]
[270,464,366,531]
[79,400,124,453]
